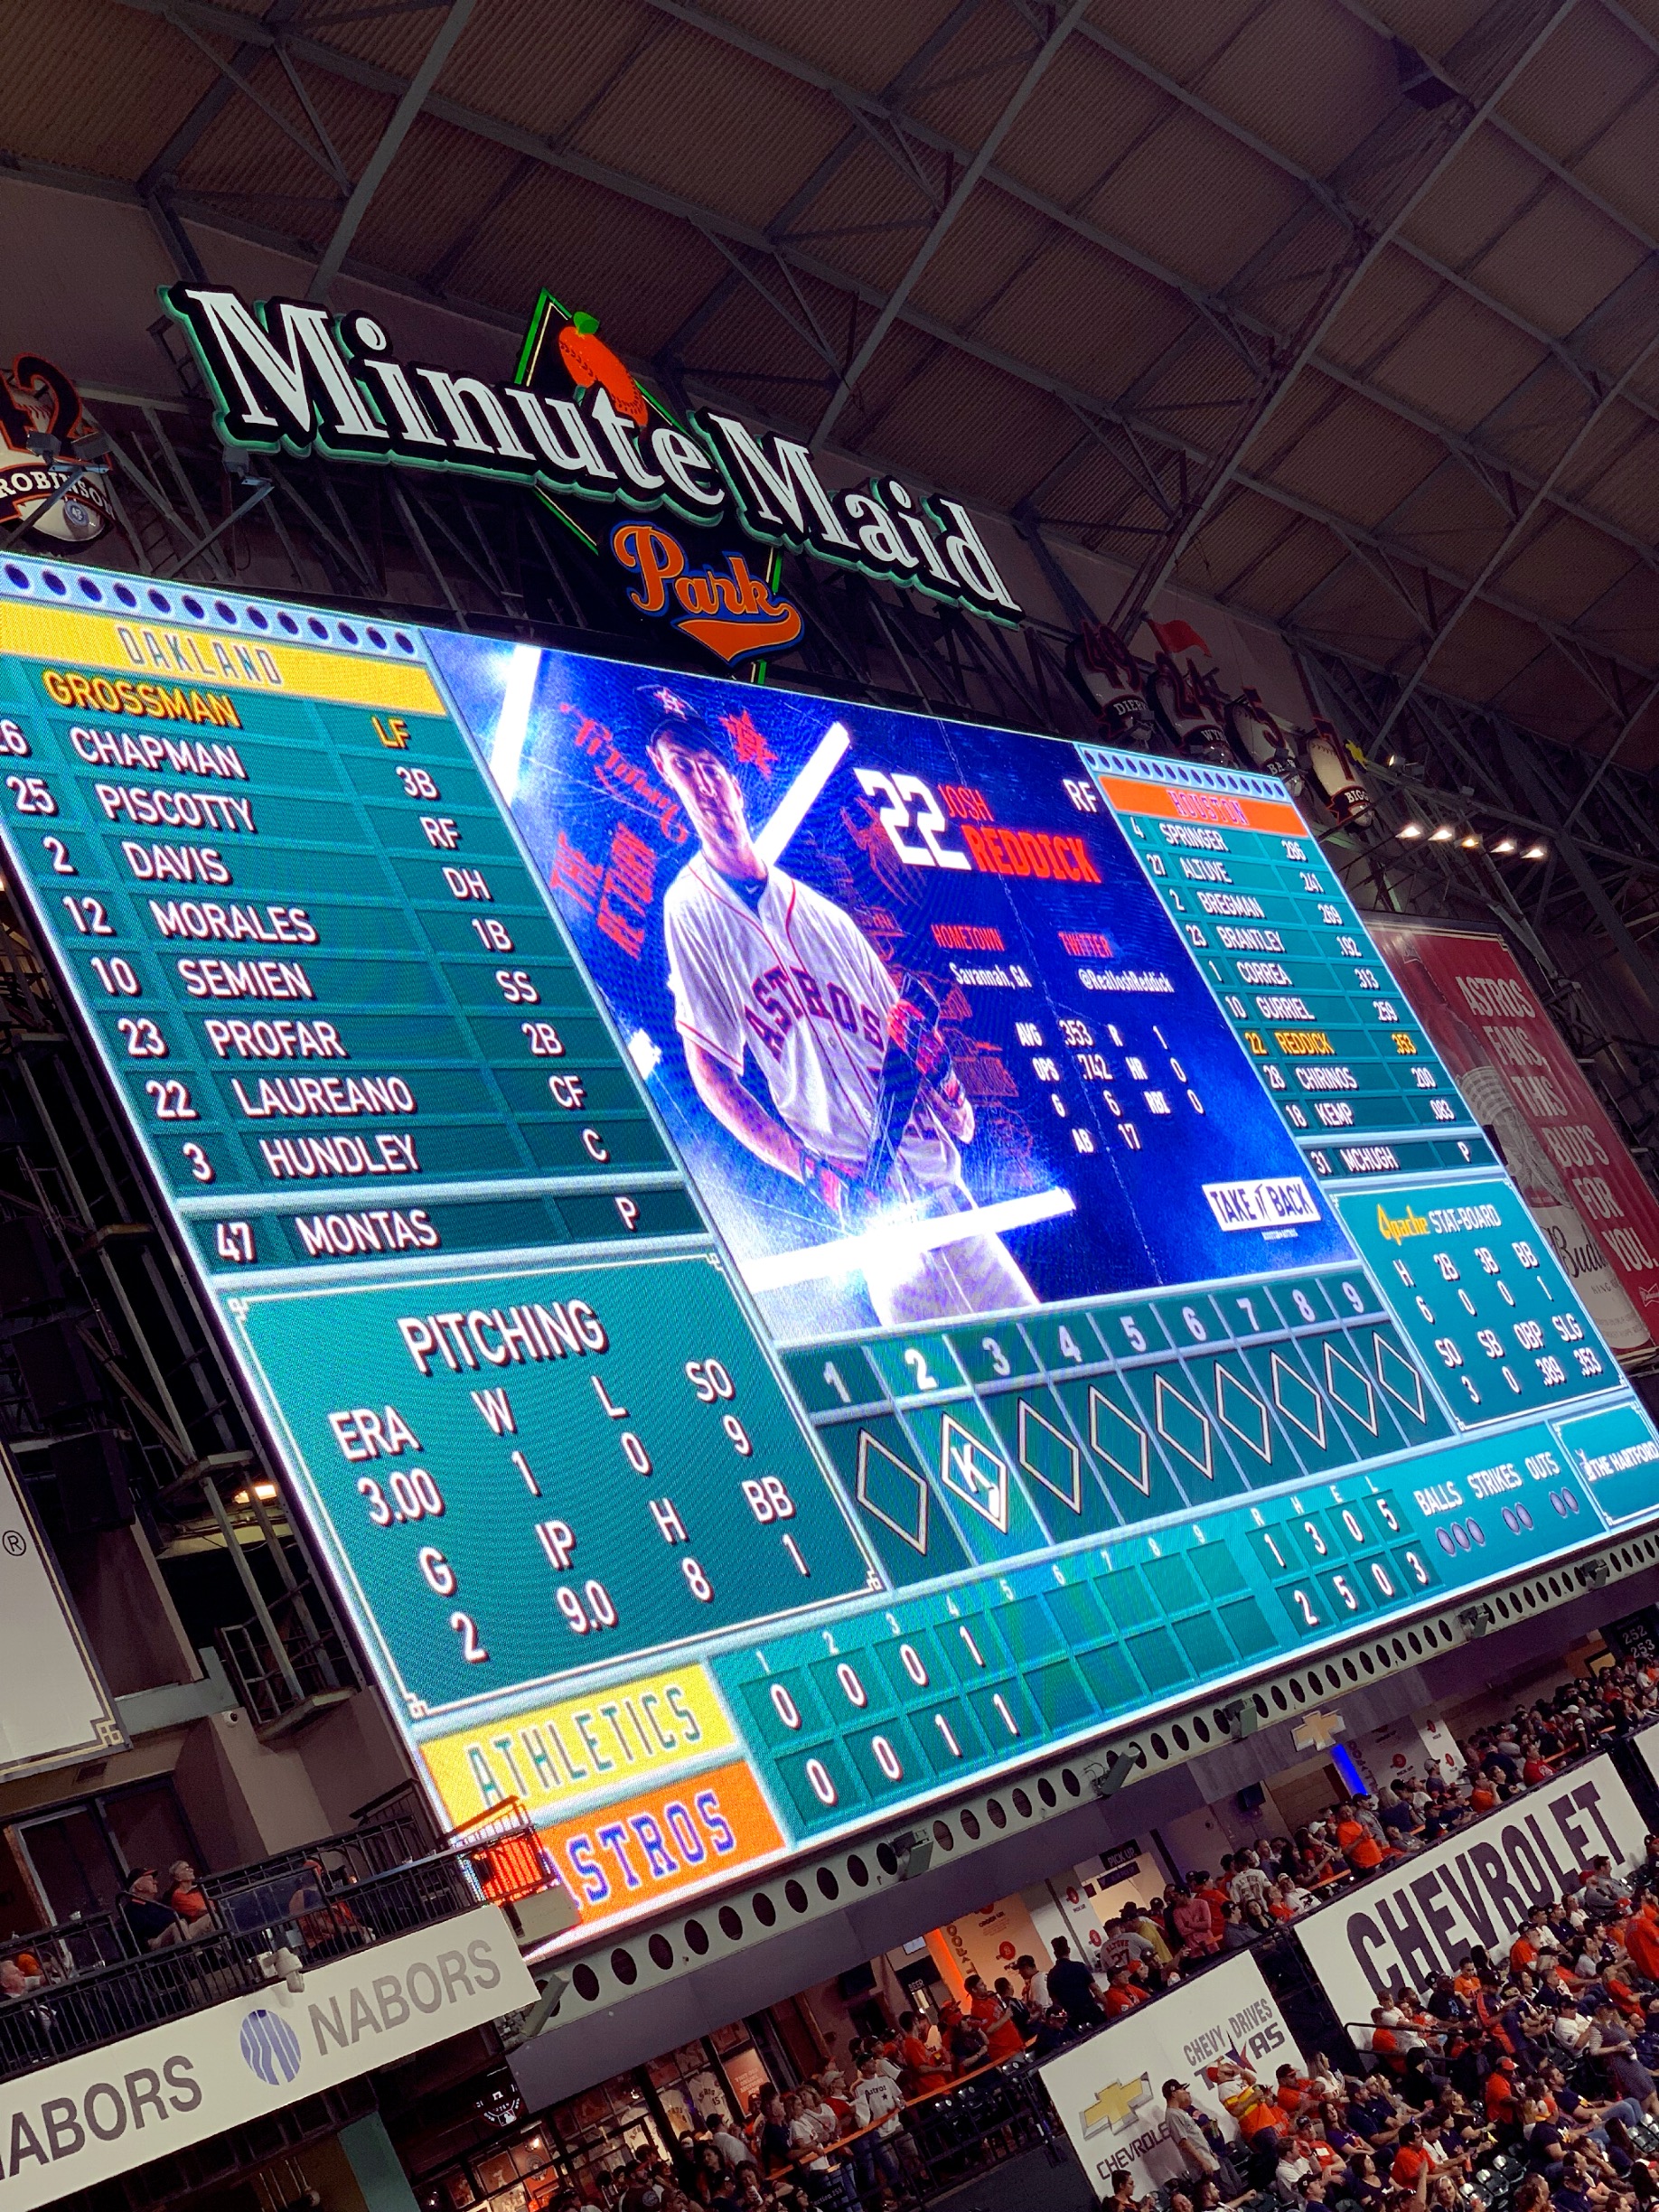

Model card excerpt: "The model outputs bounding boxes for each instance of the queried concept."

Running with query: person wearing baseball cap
[120,1866,188,1952]
[642,681,1038,1326]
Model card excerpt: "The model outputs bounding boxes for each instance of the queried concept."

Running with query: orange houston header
[1093,773,1308,837]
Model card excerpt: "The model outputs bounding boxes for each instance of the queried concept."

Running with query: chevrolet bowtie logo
[1081,2075,1153,2136]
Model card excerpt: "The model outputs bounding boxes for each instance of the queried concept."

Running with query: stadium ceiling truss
[11,0,1659,1157]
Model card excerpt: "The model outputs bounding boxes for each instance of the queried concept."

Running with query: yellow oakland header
[0,599,443,716]
[418,1662,738,1828]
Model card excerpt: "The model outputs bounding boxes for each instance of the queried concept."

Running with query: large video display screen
[1,553,1654,1943]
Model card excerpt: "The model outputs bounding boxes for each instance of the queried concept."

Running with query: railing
[0,1805,522,2085]
[213,1581,357,1732]
[445,1799,562,1906]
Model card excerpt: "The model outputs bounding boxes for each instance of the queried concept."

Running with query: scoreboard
[0,552,1654,1942]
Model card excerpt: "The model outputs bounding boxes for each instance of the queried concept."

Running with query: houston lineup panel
[0,552,1652,1943]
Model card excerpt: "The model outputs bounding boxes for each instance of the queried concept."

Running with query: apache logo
[1375,1200,1429,1242]
[1081,2075,1153,2136]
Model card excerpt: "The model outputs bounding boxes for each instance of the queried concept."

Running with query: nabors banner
[161,287,1022,629]
[1294,1752,1648,2026]
[0,1906,535,2210]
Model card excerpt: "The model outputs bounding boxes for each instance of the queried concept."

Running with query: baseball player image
[644,689,1039,1328]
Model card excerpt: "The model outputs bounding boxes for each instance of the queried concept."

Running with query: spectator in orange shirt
[964,1974,1025,2061]
[1335,1810,1383,1872]
[896,2011,949,2097]
[1194,1871,1230,1938]
[1390,2123,1430,2189]
[1623,1898,1659,1982]
[1101,1965,1147,2018]
[1484,2055,1521,2132]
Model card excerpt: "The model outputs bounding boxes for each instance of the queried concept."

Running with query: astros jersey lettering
[662,855,958,1187]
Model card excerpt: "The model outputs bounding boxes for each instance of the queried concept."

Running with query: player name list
[1082,749,1493,1183]
[0,634,700,1277]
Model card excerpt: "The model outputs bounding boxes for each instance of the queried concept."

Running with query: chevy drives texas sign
[0,1906,535,2207]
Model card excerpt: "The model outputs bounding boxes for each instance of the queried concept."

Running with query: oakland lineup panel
[0,553,1653,1943]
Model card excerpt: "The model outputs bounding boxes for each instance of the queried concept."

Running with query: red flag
[1148,618,1211,658]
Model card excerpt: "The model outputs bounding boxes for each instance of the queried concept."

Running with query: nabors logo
[239,2007,303,2086]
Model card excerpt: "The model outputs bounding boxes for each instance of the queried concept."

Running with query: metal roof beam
[811,0,1094,445]
[1370,284,1659,748]
[98,0,1659,711]
[633,0,1659,601]
[650,0,993,369]
[306,0,474,301]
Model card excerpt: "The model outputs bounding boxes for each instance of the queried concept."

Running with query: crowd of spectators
[541,2027,1022,2212]
[529,1664,1659,2212]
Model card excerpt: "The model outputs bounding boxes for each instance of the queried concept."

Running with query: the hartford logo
[239,2007,304,2086]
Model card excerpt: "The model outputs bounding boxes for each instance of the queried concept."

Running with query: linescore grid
[0,555,1654,1944]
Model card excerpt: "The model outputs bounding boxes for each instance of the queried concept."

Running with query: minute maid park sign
[162,286,1024,658]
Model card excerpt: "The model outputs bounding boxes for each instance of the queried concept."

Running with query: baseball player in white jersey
[644,692,1037,1327]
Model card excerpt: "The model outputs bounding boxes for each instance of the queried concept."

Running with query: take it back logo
[519,294,803,669]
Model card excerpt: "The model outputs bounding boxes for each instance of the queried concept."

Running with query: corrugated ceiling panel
[180,63,386,229]
[995,40,1172,210]
[1383,464,1514,572]
[1478,359,1611,483]
[1568,420,1659,541]
[905,8,1064,150]
[1495,511,1637,622]
[1214,520,1352,624]
[1319,251,1445,375]
[329,0,638,128]
[1488,655,1610,746]
[1187,0,1395,176]
[0,0,220,177]
[349,119,528,279]
[1347,273,1547,432]
[1500,3,1659,163]
[651,0,964,94]
[1405,130,1550,273]
[1552,402,1653,507]
[1254,386,1446,528]
[568,29,846,228]
[1560,80,1659,245]
[459,165,730,357]
[1128,326,1286,457]
[908,192,1058,333]
[1364,0,1505,66]
[1173,491,1298,597]
[970,234,1193,400]
[1036,444,1155,538]
[1083,0,1284,89]
[782,143,940,298]
[1464,186,1649,340]
[857,354,1081,509]
[1428,597,1552,704]
[1573,564,1659,668]
[1289,561,1426,666]
[1075,105,1308,293]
